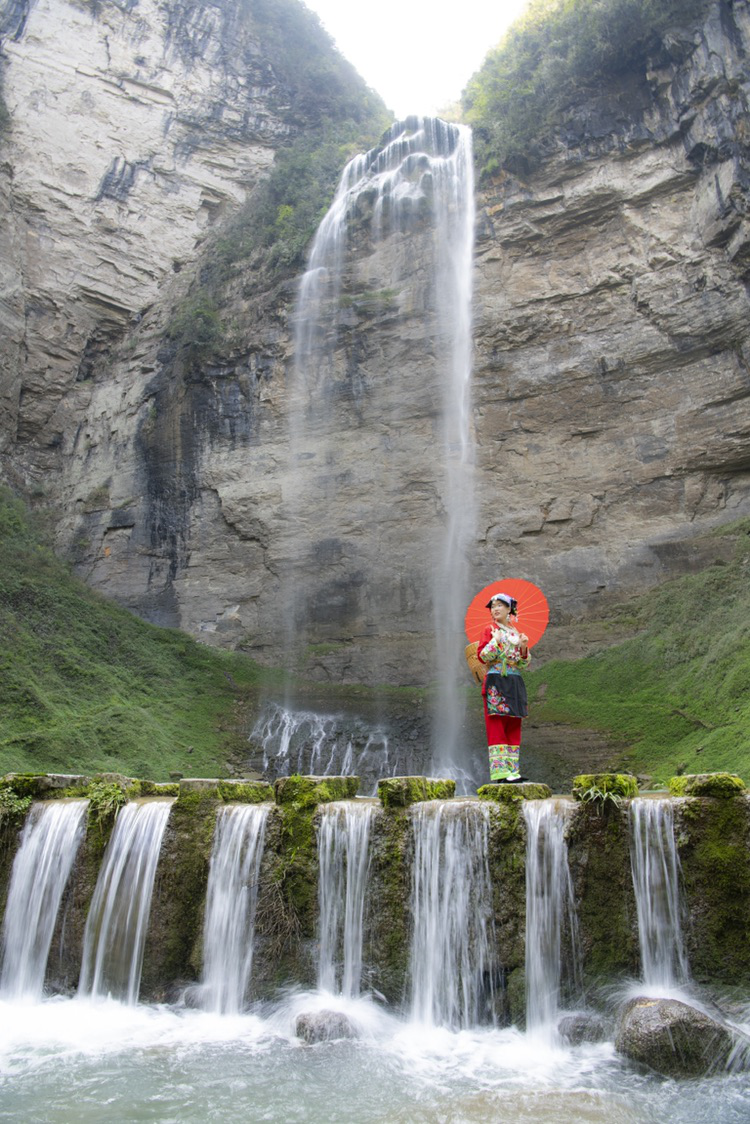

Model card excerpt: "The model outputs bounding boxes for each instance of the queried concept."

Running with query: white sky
[305,0,531,119]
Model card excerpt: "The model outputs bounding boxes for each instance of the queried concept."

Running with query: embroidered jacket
[477,624,531,677]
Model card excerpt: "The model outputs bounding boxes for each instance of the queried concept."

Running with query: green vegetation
[462,0,712,176]
[527,519,750,785]
[0,488,265,780]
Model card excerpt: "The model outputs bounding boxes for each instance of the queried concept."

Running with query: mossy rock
[139,780,181,797]
[572,773,638,800]
[668,773,746,799]
[274,775,359,806]
[478,782,552,804]
[217,779,273,803]
[377,776,456,808]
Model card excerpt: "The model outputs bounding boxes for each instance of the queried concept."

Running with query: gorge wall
[1,0,749,685]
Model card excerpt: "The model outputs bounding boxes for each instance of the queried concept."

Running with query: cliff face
[1,0,749,683]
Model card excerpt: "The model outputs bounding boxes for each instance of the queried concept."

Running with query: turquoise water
[1,993,749,1123]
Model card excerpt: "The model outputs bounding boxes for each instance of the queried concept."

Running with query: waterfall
[252,703,395,790]
[201,803,270,1014]
[523,800,580,1035]
[409,801,494,1028]
[629,797,689,990]
[0,800,88,1001]
[317,801,374,997]
[78,800,173,1004]
[286,116,476,775]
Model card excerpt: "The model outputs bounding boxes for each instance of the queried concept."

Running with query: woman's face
[490,599,511,625]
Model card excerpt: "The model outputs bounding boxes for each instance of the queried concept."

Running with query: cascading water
[251,703,396,790]
[409,800,494,1028]
[629,797,689,990]
[523,800,580,1037]
[78,800,173,1004]
[286,116,476,777]
[0,799,88,1001]
[201,803,270,1014]
[317,801,375,997]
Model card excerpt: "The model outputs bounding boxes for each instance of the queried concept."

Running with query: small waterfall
[0,800,88,1001]
[409,801,494,1028]
[201,803,270,1014]
[523,800,580,1036]
[629,797,689,990]
[78,800,173,1004]
[285,116,476,776]
[251,703,396,789]
[317,801,375,997]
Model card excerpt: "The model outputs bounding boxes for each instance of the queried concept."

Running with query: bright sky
[305,0,531,119]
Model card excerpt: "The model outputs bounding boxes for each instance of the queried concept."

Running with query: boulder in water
[295,1009,359,1044]
[615,996,734,1077]
[558,1012,609,1045]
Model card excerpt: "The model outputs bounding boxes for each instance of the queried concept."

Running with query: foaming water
[201,803,270,1014]
[317,801,375,996]
[1,993,749,1122]
[409,800,495,1028]
[0,799,88,1001]
[78,800,173,1004]
[629,797,689,990]
[524,800,581,1038]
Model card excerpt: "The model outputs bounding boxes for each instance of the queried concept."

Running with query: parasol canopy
[464,579,549,648]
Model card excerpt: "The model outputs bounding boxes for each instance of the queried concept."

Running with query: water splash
[523,800,581,1037]
[629,797,689,990]
[251,702,395,789]
[201,803,270,1014]
[0,800,88,1001]
[286,116,476,775]
[317,801,375,997]
[409,800,494,1028]
[78,800,173,1004]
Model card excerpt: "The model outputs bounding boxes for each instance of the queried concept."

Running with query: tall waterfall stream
[0,795,748,1122]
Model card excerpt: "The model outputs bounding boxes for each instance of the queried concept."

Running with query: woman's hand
[518,632,529,647]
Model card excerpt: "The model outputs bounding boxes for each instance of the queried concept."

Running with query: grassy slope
[526,520,750,784]
[0,489,266,780]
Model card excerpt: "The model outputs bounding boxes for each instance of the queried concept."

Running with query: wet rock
[572,774,639,801]
[477,782,552,803]
[274,775,359,806]
[295,1010,359,1044]
[558,1012,609,1045]
[668,773,746,799]
[615,996,735,1077]
[377,776,456,808]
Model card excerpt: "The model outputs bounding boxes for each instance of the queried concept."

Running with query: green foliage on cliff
[527,518,750,785]
[0,488,262,780]
[463,0,713,175]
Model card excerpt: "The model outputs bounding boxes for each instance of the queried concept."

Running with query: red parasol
[464,579,549,648]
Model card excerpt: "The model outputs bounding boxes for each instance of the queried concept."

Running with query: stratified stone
[273,775,359,806]
[572,774,639,800]
[217,779,273,803]
[295,1010,359,1044]
[477,782,552,803]
[377,776,456,808]
[668,773,746,798]
[615,996,735,1078]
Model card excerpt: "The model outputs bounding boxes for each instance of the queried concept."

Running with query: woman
[477,592,530,784]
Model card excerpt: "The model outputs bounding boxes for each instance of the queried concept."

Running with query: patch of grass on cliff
[526,519,750,785]
[462,0,713,176]
[0,488,264,781]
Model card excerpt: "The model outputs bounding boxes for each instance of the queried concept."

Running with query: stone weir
[0,770,749,1025]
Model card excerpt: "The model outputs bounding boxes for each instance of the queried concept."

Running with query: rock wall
[1,0,749,683]
[2,773,750,1014]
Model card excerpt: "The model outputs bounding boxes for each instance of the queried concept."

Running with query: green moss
[274,774,359,806]
[217,779,273,804]
[674,797,750,982]
[364,806,410,1002]
[139,781,181,797]
[377,776,456,808]
[668,773,746,799]
[478,782,552,804]
[573,774,639,800]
